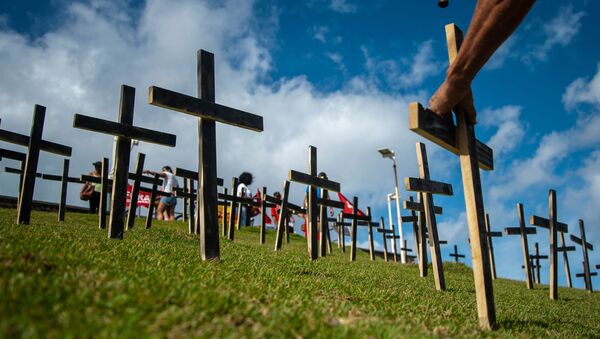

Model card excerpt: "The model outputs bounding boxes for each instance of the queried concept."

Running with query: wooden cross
[0,106,72,224]
[529,189,573,299]
[174,185,200,234]
[399,239,413,261]
[484,214,502,280]
[405,142,453,291]
[144,174,161,230]
[450,245,466,263]
[403,195,443,277]
[39,159,83,222]
[385,224,400,262]
[571,219,595,292]
[504,203,537,289]
[343,196,369,261]
[401,195,420,265]
[0,148,26,202]
[148,50,263,261]
[81,166,168,231]
[334,211,349,253]
[407,24,496,329]
[73,85,176,239]
[174,167,223,235]
[182,179,188,223]
[287,146,340,260]
[126,153,145,231]
[526,242,548,285]
[217,180,261,241]
[274,180,306,250]
[376,217,391,262]
[359,207,380,261]
[318,195,344,257]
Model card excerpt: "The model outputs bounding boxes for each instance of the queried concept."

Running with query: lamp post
[378,148,405,263]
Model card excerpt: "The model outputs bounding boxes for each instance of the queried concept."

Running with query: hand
[429,72,476,125]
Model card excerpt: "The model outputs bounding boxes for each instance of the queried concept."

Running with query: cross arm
[357,220,380,227]
[286,201,306,214]
[403,200,443,214]
[0,148,26,161]
[5,166,42,177]
[530,215,568,233]
[218,192,257,205]
[316,198,344,209]
[557,246,576,252]
[401,215,417,223]
[139,186,171,197]
[72,114,176,147]
[408,102,493,170]
[570,235,594,251]
[377,228,394,234]
[288,170,340,192]
[148,86,264,132]
[0,129,72,156]
[265,195,281,205]
[342,213,371,222]
[405,177,453,196]
[504,227,537,235]
[174,167,224,186]
[40,174,62,181]
[485,231,502,238]
[530,254,549,260]
[576,272,598,278]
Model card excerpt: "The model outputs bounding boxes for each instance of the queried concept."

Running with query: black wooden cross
[571,219,595,292]
[217,179,261,241]
[174,167,223,235]
[399,239,413,262]
[403,194,443,277]
[343,196,370,261]
[40,159,83,221]
[0,106,72,224]
[334,211,350,253]
[526,242,548,285]
[126,153,145,231]
[274,180,307,250]
[376,217,391,262]
[504,203,537,289]
[401,195,420,265]
[144,174,161,230]
[148,50,263,261]
[408,24,496,329]
[81,162,168,233]
[73,85,176,239]
[484,214,502,280]
[0,148,27,206]
[405,142,452,291]
[174,185,200,234]
[530,189,572,300]
[385,224,400,262]
[450,245,465,263]
[288,146,340,260]
[359,207,380,261]
[317,193,344,257]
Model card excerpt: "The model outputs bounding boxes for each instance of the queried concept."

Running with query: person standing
[236,172,254,227]
[144,166,179,221]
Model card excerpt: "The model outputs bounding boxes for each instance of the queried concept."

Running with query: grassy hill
[1,208,599,337]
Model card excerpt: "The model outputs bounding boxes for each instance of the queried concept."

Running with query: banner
[126,184,152,208]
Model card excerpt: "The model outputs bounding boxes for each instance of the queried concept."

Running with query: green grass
[1,208,599,338]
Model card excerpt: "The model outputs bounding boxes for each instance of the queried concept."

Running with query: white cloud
[563,63,600,109]
[522,5,585,63]
[361,40,441,90]
[329,0,357,14]
[326,52,346,73]
[480,105,525,156]
[312,25,329,43]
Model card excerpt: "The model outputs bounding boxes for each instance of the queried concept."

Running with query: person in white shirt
[236,171,253,226]
[144,166,179,221]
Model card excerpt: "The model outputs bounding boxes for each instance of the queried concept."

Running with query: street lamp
[378,148,406,264]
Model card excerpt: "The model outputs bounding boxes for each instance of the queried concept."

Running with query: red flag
[337,192,365,216]
[126,184,151,208]
[254,188,273,224]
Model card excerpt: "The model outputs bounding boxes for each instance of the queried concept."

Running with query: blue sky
[0,0,599,290]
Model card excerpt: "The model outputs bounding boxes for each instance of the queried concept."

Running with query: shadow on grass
[499,318,551,331]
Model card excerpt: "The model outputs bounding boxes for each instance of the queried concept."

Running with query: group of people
[81,162,180,222]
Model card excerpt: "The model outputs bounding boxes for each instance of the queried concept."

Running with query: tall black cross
[401,195,420,265]
[403,195,443,277]
[334,211,350,253]
[527,242,548,285]
[288,146,340,260]
[405,142,453,291]
[385,224,400,262]
[530,189,571,300]
[450,245,465,263]
[571,219,595,292]
[317,194,344,257]
[504,203,537,289]
[39,159,83,221]
[343,196,370,261]
[73,85,176,239]
[148,50,263,261]
[399,239,413,262]
[0,106,72,224]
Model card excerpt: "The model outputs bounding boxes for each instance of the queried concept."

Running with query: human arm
[429,0,536,124]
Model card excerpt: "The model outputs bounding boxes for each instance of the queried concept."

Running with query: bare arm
[429,0,536,123]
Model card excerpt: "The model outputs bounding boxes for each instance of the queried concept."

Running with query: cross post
[403,195,442,276]
[126,153,146,231]
[144,174,161,229]
[484,214,502,279]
